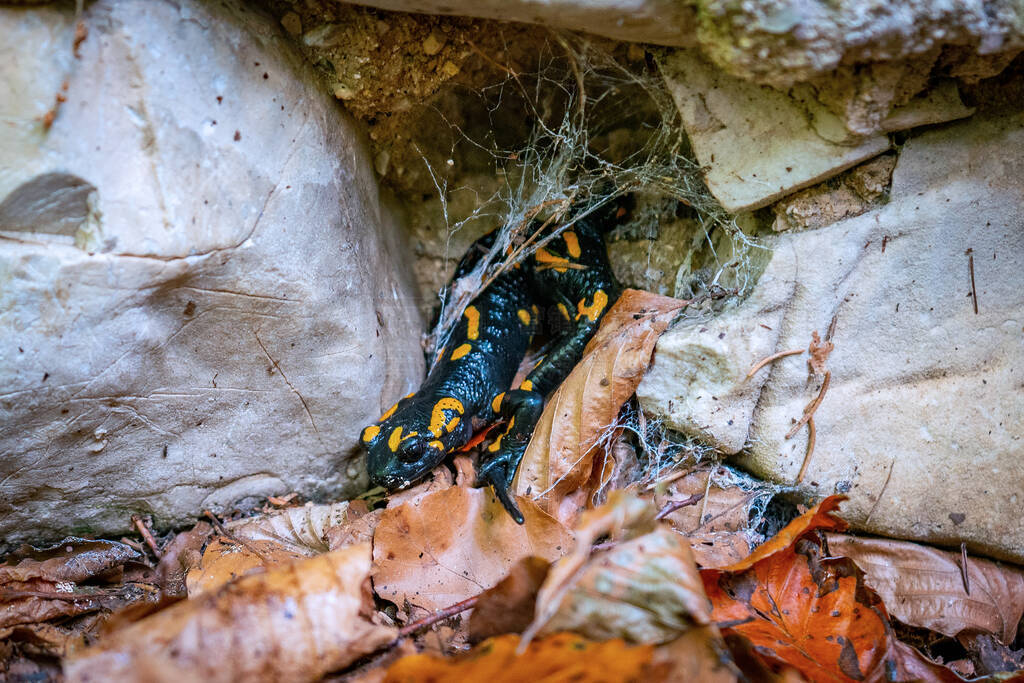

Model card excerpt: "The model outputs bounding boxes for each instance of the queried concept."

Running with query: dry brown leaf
[154,522,212,598]
[537,528,711,644]
[372,485,571,613]
[468,556,551,643]
[827,533,1024,644]
[327,509,384,551]
[64,544,396,683]
[653,468,759,568]
[0,538,143,584]
[514,289,685,524]
[384,632,654,682]
[184,536,306,596]
[227,501,363,556]
[649,626,740,682]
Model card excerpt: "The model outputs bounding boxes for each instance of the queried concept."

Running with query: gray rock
[641,109,1024,562]
[344,0,699,48]
[0,0,424,544]
[660,49,891,213]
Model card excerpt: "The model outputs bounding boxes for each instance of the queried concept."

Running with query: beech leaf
[384,632,654,682]
[371,485,571,613]
[64,544,396,683]
[185,536,308,596]
[514,289,685,524]
[468,556,551,643]
[227,501,365,556]
[827,533,1024,644]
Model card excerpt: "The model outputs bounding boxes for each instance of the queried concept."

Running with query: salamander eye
[396,437,428,463]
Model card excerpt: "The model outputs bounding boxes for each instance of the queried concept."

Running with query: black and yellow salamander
[361,196,632,523]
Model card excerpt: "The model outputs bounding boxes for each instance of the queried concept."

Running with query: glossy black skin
[362,198,629,522]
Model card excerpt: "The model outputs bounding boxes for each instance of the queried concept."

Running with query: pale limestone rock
[637,256,794,454]
[342,0,699,48]
[660,49,890,213]
[643,109,1024,562]
[0,0,424,544]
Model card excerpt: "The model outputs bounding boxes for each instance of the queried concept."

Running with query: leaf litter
[3,290,1023,681]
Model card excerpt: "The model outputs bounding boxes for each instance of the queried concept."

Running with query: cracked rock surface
[0,0,424,544]
[641,108,1024,562]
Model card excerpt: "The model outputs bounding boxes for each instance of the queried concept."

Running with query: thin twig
[398,595,479,638]
[966,248,978,315]
[202,509,275,564]
[554,33,585,122]
[698,469,714,527]
[865,459,895,525]
[644,468,690,491]
[795,417,816,484]
[959,543,971,595]
[655,493,705,520]
[746,349,803,380]
[785,371,831,439]
[465,39,520,82]
[131,514,162,559]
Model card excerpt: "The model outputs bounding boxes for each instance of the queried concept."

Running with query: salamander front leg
[476,389,543,524]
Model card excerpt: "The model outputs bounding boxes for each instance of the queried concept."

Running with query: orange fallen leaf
[649,626,741,682]
[372,485,571,614]
[701,497,963,682]
[184,536,307,596]
[64,544,396,683]
[826,533,1024,644]
[384,632,654,682]
[514,289,686,524]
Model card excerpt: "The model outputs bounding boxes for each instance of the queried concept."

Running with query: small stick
[698,469,714,527]
[865,459,895,525]
[794,417,816,484]
[966,248,978,315]
[655,493,705,520]
[203,509,275,564]
[465,39,520,82]
[398,595,479,638]
[746,349,803,380]
[0,589,101,601]
[131,514,162,559]
[959,543,971,595]
[644,468,690,491]
[785,371,831,439]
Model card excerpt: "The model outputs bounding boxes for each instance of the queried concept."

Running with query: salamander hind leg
[476,388,543,524]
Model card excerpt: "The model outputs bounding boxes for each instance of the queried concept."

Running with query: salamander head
[361,395,464,491]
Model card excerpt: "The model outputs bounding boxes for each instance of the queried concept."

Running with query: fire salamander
[362,196,632,523]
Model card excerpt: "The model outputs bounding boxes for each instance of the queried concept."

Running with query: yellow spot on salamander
[429,440,444,450]
[535,247,569,273]
[520,379,533,391]
[362,425,380,442]
[557,302,570,320]
[491,392,505,413]
[404,392,415,399]
[517,308,531,326]
[451,343,472,360]
[388,426,403,452]
[488,417,515,452]
[447,416,460,432]
[401,430,419,441]
[563,231,581,258]
[577,289,608,322]
[531,304,539,317]
[379,401,399,422]
[464,306,480,340]
[429,397,465,437]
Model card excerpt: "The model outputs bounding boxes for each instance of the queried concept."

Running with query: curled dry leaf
[653,468,759,568]
[0,538,143,585]
[514,289,686,524]
[826,533,1024,644]
[227,501,365,556]
[372,485,572,614]
[184,537,307,596]
[64,544,396,683]
[538,528,712,644]
[468,556,551,643]
[702,497,963,682]
[384,632,654,682]
[154,521,212,598]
